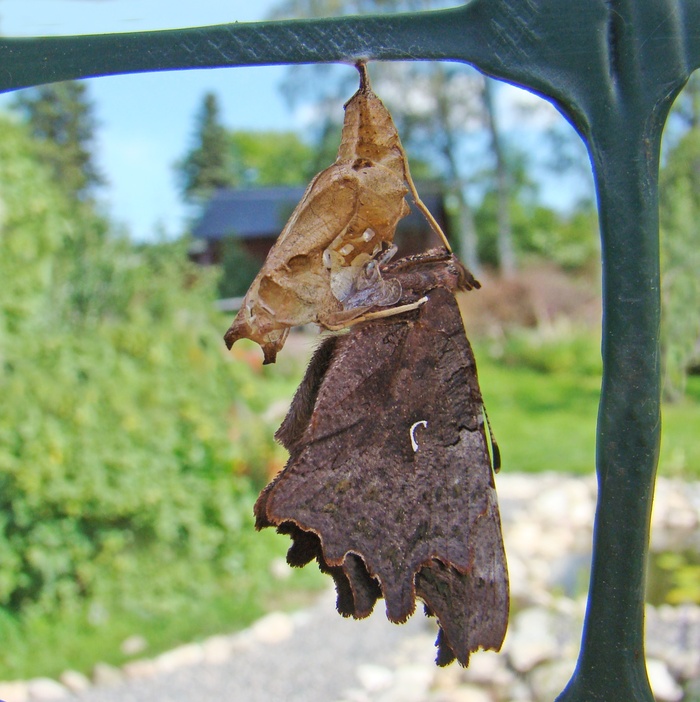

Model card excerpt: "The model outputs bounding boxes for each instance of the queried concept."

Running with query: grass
[473,340,700,478]
[475,350,600,475]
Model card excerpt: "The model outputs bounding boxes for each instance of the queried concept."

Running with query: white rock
[120,635,147,656]
[59,670,90,693]
[269,557,293,580]
[250,612,294,644]
[202,635,233,664]
[647,658,683,702]
[665,649,700,682]
[505,678,535,701]
[505,608,561,672]
[228,629,255,651]
[91,663,122,687]
[0,681,29,702]
[503,520,543,560]
[377,665,434,702]
[335,689,371,702]
[461,650,514,688]
[532,481,593,530]
[497,474,543,505]
[505,554,532,601]
[26,677,68,700]
[528,659,576,701]
[652,481,698,531]
[122,659,158,679]
[431,663,463,691]
[154,643,203,672]
[395,633,439,667]
[435,683,493,702]
[290,609,313,628]
[356,663,394,692]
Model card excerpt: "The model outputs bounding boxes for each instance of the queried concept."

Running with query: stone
[91,663,122,687]
[505,554,531,601]
[504,678,535,702]
[666,649,700,682]
[652,480,698,531]
[250,611,294,644]
[647,659,683,702]
[26,678,68,700]
[461,650,514,689]
[229,629,255,651]
[532,480,594,531]
[154,643,203,672]
[528,660,576,701]
[503,520,543,561]
[355,664,394,692]
[120,635,147,656]
[377,665,434,702]
[547,553,591,598]
[0,681,29,702]
[202,635,233,665]
[431,663,463,691]
[433,684,493,702]
[269,556,293,580]
[505,608,562,673]
[335,689,371,702]
[122,659,158,679]
[58,670,90,693]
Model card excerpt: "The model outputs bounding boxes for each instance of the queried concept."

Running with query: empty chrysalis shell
[224,62,449,363]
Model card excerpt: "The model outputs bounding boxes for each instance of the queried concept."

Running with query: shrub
[0,116,293,624]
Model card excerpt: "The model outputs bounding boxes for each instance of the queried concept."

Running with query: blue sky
[0,0,307,239]
[0,1,591,240]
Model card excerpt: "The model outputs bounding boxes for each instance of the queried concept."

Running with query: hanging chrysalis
[224,62,449,363]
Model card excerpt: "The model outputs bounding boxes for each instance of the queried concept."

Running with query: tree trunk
[483,77,516,276]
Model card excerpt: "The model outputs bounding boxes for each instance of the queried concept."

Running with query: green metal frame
[1,2,698,700]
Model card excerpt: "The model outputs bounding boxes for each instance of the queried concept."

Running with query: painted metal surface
[1,2,699,699]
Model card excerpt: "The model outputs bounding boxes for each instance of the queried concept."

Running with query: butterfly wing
[255,286,508,666]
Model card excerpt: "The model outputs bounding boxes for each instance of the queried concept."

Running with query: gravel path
[76,590,432,702]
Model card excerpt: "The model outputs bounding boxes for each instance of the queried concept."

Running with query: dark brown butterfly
[255,250,509,666]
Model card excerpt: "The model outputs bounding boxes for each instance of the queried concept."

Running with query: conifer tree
[13,80,103,201]
[176,92,236,204]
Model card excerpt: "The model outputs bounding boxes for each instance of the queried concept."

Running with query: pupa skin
[224,63,449,364]
[255,251,509,667]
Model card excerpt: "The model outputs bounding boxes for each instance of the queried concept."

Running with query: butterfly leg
[323,296,429,331]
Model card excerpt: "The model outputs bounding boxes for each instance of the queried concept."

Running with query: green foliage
[217,238,263,299]
[659,127,700,401]
[491,322,603,376]
[0,115,305,653]
[0,524,322,680]
[475,194,599,270]
[228,130,315,186]
[474,339,700,478]
[648,551,700,606]
[11,81,103,201]
[176,93,315,206]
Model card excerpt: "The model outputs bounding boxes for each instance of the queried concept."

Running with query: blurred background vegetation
[0,0,699,682]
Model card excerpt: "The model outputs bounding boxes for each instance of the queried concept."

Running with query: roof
[192,184,446,241]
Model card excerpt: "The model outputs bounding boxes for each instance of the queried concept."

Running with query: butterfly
[255,250,509,666]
